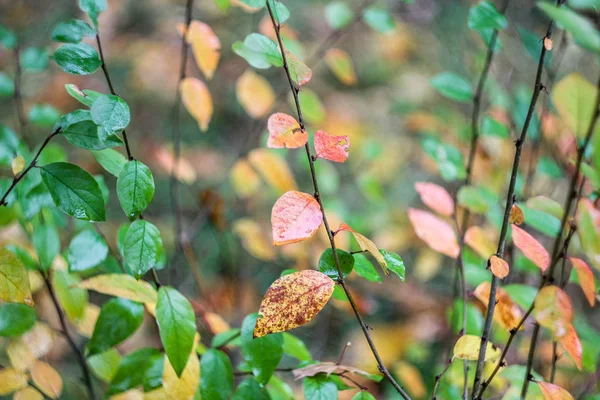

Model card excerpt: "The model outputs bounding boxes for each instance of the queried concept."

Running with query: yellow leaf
[553,73,598,139]
[254,270,334,337]
[393,361,426,398]
[233,218,275,261]
[324,48,357,85]
[538,381,574,400]
[75,303,101,338]
[236,70,275,118]
[30,360,63,399]
[0,368,28,395]
[14,387,44,400]
[28,270,44,294]
[110,390,144,400]
[182,21,220,80]
[203,312,230,335]
[143,388,167,400]
[180,77,213,132]
[11,155,25,176]
[162,351,200,400]
[230,158,261,198]
[534,285,573,339]
[247,149,297,193]
[474,282,524,331]
[336,223,388,274]
[7,339,36,371]
[509,204,524,225]
[464,226,496,259]
[453,334,501,362]
[0,247,34,306]
[79,274,158,304]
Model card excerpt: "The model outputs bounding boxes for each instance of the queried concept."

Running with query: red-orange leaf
[534,285,573,338]
[559,324,582,370]
[267,113,307,149]
[538,382,574,400]
[407,208,459,258]
[489,255,509,279]
[414,182,454,217]
[335,223,388,274]
[314,130,349,163]
[253,270,333,337]
[511,224,550,271]
[271,191,323,246]
[569,257,596,307]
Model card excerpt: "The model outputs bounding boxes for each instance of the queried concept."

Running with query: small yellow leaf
[0,368,28,395]
[11,155,25,176]
[453,334,501,362]
[230,158,261,198]
[7,339,36,371]
[182,21,221,80]
[538,381,574,400]
[30,360,63,399]
[247,149,297,193]
[180,77,213,132]
[0,247,34,306]
[544,38,553,51]
[233,218,275,261]
[14,387,44,400]
[78,274,158,304]
[324,48,357,86]
[236,70,275,118]
[509,204,524,225]
[393,361,426,398]
[162,351,200,400]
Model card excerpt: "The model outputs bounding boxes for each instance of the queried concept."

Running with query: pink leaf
[569,257,596,307]
[267,113,307,149]
[271,191,323,246]
[511,224,550,271]
[407,208,459,258]
[414,182,454,217]
[314,130,349,163]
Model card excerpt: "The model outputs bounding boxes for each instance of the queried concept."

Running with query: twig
[13,45,29,143]
[266,3,411,399]
[432,358,454,400]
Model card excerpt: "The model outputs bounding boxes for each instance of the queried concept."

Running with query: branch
[265,3,411,399]
[432,358,454,400]
[13,45,29,143]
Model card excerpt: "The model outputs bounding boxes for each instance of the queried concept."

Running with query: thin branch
[521,323,541,397]
[266,3,411,399]
[13,45,29,143]
[432,358,454,400]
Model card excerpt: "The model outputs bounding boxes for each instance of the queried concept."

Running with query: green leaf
[53,43,102,75]
[241,313,283,384]
[0,247,33,306]
[503,284,538,310]
[457,186,489,214]
[352,391,376,400]
[447,299,484,335]
[353,253,382,282]
[92,148,127,177]
[519,205,560,237]
[569,0,600,9]
[0,72,14,97]
[380,250,405,281]
[430,72,473,102]
[0,303,37,337]
[538,2,600,53]
[303,375,338,400]
[296,88,326,124]
[517,26,552,67]
[91,94,131,137]
[200,349,234,400]
[325,2,354,30]
[552,74,598,139]
[0,24,17,49]
[468,1,508,31]
[318,248,354,279]
[233,377,270,400]
[20,47,49,71]
[481,116,510,138]
[117,160,155,220]
[88,348,120,383]
[52,19,96,43]
[232,33,283,69]
[28,104,60,127]
[282,332,312,362]
[68,229,108,272]
[79,0,107,28]
[107,348,163,395]
[57,110,123,150]
[238,0,264,7]
[52,269,88,322]
[211,328,241,348]
[537,157,562,178]
[362,7,396,33]
[123,220,162,279]
[88,298,144,355]
[0,126,20,166]
[32,224,59,272]
[40,162,106,221]
[269,0,290,24]
[65,84,102,106]
[156,286,196,377]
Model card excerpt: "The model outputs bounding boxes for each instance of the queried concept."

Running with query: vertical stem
[521,324,541,398]
[13,45,29,142]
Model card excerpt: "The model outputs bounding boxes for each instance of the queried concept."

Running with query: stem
[432,358,454,400]
[265,3,411,399]
[471,4,561,394]
[43,275,97,400]
[13,45,29,143]
[520,324,541,398]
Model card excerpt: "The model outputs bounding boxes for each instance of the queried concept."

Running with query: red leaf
[271,191,323,246]
[267,113,307,149]
[511,224,550,271]
[414,182,454,217]
[314,130,349,163]
[569,257,596,307]
[559,324,582,370]
[407,208,459,258]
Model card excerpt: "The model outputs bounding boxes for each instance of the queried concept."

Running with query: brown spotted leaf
[292,362,381,381]
[254,270,334,337]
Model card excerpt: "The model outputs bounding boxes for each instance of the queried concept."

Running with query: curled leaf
[292,362,381,381]
[489,255,509,278]
[414,182,454,217]
[271,191,323,246]
[267,113,307,148]
[336,223,388,274]
[453,334,501,362]
[511,224,550,271]
[534,285,573,338]
[407,208,459,258]
[314,130,349,163]
[180,77,212,132]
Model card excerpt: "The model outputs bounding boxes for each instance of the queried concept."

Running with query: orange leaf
[324,48,357,85]
[534,285,573,338]
[509,204,524,225]
[254,270,334,337]
[559,324,582,370]
[336,223,388,274]
[285,50,312,87]
[236,70,275,118]
[180,77,212,132]
[179,21,221,80]
[267,113,307,148]
[414,182,454,217]
[538,382,574,400]
[247,149,297,193]
[474,282,524,331]
[271,191,323,246]
[569,257,596,307]
[314,130,349,162]
[30,360,62,399]
[407,208,459,258]
[464,226,496,259]
[511,224,550,271]
[489,255,509,278]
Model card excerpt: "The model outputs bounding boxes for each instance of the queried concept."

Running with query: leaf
[414,182,454,217]
[200,349,233,400]
[489,255,509,278]
[553,73,598,138]
[20,48,49,71]
[52,269,87,322]
[511,224,550,271]
[318,248,354,279]
[241,313,284,384]
[468,1,508,31]
[107,348,162,395]
[232,33,282,69]
[40,162,106,221]
[75,303,100,338]
[52,43,102,75]
[325,2,354,30]
[0,368,28,395]
[180,77,213,132]
[534,285,573,338]
[453,334,501,362]
[293,362,381,381]
[282,332,312,362]
[233,378,270,400]
[163,351,200,400]
[569,257,596,307]
[559,324,582,370]
[297,88,326,124]
[464,226,496,259]
[509,204,525,225]
[324,48,357,85]
[32,224,59,272]
[457,186,488,214]
[481,115,510,138]
[271,191,323,246]
[57,112,122,150]
[88,298,144,356]
[51,19,95,43]
[184,21,220,80]
[537,381,575,400]
[233,219,275,261]
[285,50,312,87]
[236,70,275,119]
[430,72,473,103]
[65,84,101,106]
[13,388,44,400]
[538,3,600,54]
[380,250,406,281]
[362,6,396,33]
[0,303,37,337]
[91,94,131,137]
[268,0,290,24]
[336,223,389,273]
[11,155,24,176]
[353,392,376,400]
[92,148,127,177]
[78,0,107,28]
[314,130,349,163]
[123,220,163,279]
[0,248,33,306]
[156,287,196,377]
[267,113,307,148]
[353,254,382,282]
[247,149,298,194]
[254,270,334,337]
[474,282,524,331]
[30,360,63,399]
[303,375,338,400]
[117,160,155,220]
[67,229,108,272]
[79,273,157,303]
[28,104,60,127]
[407,208,459,258]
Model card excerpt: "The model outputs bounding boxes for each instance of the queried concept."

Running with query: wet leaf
[559,324,582,370]
[200,349,233,400]
[511,224,550,272]
[537,381,575,400]
[569,257,596,307]
[88,298,144,356]
[68,229,108,272]
[380,250,406,281]
[453,334,501,362]
[117,160,155,220]
[0,247,33,306]
[91,94,130,136]
[407,208,459,258]
[236,70,275,118]
[318,248,354,279]
[314,130,349,163]
[79,273,157,303]
[489,255,509,278]
[53,43,101,75]
[414,182,454,217]
[271,191,323,246]
[123,220,163,279]
[51,19,95,43]
[324,48,357,85]
[180,77,212,132]
[30,360,62,399]
[267,113,307,148]
[534,285,573,338]
[336,223,388,273]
